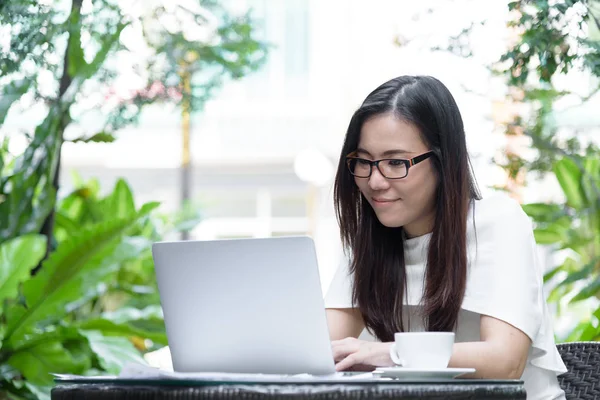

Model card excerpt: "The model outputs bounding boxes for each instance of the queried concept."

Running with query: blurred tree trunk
[37,0,82,268]
[180,63,192,240]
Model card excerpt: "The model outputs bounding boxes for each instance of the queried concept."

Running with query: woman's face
[354,113,438,237]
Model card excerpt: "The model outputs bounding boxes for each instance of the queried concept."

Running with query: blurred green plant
[1,0,261,396]
[522,153,600,340]
[420,0,600,180]
[55,172,202,309]
[0,0,267,254]
[0,198,162,400]
[107,0,270,130]
[0,166,202,399]
[492,0,600,180]
[493,0,600,341]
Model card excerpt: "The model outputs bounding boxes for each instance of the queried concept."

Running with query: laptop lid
[152,236,336,375]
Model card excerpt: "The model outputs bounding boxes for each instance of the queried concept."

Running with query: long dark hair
[333,75,481,341]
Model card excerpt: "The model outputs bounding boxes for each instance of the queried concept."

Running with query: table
[51,379,527,399]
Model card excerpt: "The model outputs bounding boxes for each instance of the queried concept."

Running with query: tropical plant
[0,201,162,400]
[522,153,600,340]
[0,139,203,399]
[0,169,204,399]
[493,0,600,341]
[54,172,202,310]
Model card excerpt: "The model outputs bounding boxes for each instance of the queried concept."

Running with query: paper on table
[119,362,377,381]
[53,363,379,383]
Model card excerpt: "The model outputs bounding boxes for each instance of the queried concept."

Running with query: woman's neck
[403,211,435,238]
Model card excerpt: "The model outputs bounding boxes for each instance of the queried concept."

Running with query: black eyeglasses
[346,151,435,179]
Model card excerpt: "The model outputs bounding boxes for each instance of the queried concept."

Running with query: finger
[331,344,359,362]
[345,364,375,372]
[335,353,362,371]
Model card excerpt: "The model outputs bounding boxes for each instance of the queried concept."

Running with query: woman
[325,75,567,399]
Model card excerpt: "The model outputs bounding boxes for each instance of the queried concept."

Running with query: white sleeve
[323,252,355,308]
[462,194,567,375]
[461,194,543,340]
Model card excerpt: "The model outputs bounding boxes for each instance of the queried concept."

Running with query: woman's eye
[387,160,404,166]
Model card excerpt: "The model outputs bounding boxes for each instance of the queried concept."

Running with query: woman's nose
[368,166,390,190]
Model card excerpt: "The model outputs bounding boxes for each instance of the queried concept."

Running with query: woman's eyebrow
[356,148,411,157]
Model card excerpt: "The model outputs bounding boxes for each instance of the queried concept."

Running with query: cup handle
[389,345,405,366]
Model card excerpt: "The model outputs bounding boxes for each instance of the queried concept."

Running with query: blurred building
[52,1,513,288]
[6,0,595,294]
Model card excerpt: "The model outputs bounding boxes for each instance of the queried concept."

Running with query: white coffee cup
[389,332,455,369]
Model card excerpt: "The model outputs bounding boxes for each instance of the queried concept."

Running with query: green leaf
[543,264,563,283]
[554,157,586,210]
[533,227,563,244]
[564,257,600,285]
[0,136,8,174]
[55,181,100,225]
[582,156,600,204]
[548,282,570,304]
[580,323,599,341]
[53,211,81,242]
[593,307,600,321]
[69,132,116,144]
[522,202,565,223]
[139,202,160,215]
[7,341,79,386]
[63,339,93,374]
[100,179,136,219]
[171,201,203,233]
[584,154,600,176]
[102,305,162,325]
[10,321,78,347]
[81,22,127,79]
[114,236,153,260]
[566,319,600,342]
[0,234,46,315]
[78,306,167,345]
[0,104,62,242]
[80,330,146,374]
[0,79,31,126]
[560,229,594,254]
[4,207,154,348]
[66,7,86,78]
[70,169,86,189]
[570,276,600,303]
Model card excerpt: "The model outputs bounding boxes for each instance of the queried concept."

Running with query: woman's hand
[331,337,396,371]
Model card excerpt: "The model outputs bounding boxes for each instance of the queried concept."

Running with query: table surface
[51,379,527,400]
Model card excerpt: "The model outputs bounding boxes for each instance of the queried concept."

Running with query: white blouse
[324,193,567,400]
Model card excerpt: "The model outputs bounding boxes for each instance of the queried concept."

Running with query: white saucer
[373,367,475,380]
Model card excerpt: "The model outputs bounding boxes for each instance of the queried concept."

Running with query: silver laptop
[152,236,336,375]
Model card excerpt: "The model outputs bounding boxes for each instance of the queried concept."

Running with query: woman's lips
[372,198,400,206]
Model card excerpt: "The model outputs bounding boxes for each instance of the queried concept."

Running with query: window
[238,0,310,100]
[283,0,310,97]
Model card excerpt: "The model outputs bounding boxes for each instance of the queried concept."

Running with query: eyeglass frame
[345,150,435,179]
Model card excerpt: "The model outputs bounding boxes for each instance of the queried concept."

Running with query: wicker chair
[557,342,600,399]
